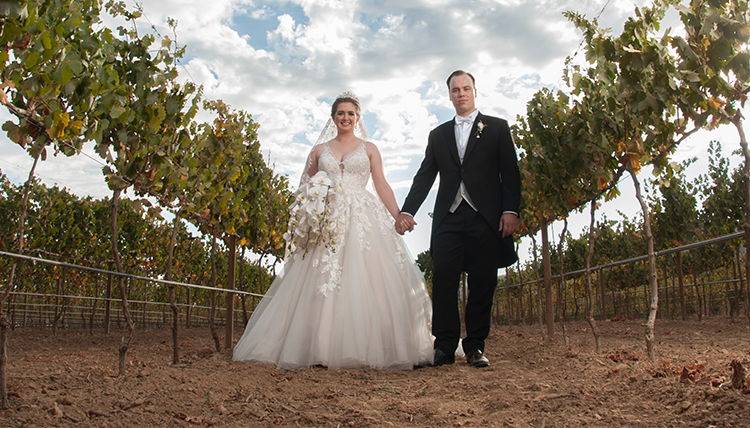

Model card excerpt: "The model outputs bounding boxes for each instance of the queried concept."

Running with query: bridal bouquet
[284,171,343,257]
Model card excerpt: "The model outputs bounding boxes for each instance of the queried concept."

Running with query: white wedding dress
[233,141,433,370]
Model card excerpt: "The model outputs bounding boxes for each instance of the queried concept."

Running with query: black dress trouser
[430,200,500,354]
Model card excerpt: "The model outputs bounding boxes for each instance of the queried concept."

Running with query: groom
[396,70,521,368]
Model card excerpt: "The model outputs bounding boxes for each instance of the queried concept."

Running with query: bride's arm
[367,142,400,220]
[302,144,323,182]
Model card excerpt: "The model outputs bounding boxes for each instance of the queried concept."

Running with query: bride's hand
[395,213,417,235]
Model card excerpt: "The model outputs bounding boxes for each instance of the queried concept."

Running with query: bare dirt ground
[2,316,750,428]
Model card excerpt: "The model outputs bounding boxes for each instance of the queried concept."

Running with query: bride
[233,92,433,370]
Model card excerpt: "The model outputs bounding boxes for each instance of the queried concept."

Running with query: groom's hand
[499,213,518,238]
[395,213,417,235]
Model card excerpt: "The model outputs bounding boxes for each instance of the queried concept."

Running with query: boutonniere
[476,121,486,138]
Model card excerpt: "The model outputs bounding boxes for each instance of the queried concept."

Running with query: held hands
[396,212,514,236]
[395,213,417,235]
[499,212,518,238]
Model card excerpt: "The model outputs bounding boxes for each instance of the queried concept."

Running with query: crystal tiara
[336,91,359,102]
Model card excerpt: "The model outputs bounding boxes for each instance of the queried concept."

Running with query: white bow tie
[456,116,473,126]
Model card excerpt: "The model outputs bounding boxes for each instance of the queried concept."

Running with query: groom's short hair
[446,70,475,89]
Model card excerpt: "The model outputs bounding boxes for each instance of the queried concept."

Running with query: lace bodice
[289,140,408,296]
[318,141,371,190]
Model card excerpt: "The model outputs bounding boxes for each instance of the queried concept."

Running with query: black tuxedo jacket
[401,112,521,267]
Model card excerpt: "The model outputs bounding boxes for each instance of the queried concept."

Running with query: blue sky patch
[229,2,310,51]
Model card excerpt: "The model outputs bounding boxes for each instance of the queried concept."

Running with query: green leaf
[672,36,699,61]
[60,63,74,85]
[25,51,40,70]
[2,121,25,146]
[131,199,144,212]
[109,106,127,119]
[29,135,48,160]
[105,173,130,191]
[66,58,84,75]
[682,70,701,82]
[0,2,28,18]
[41,31,52,50]
[727,52,750,82]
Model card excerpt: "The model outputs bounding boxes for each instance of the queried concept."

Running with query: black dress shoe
[432,348,455,366]
[466,350,489,368]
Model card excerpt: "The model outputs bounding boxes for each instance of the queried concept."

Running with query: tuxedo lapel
[443,120,461,166]
[463,112,483,161]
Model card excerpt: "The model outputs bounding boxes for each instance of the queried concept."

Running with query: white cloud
[0,109,111,200]
[269,14,298,43]
[1,0,745,261]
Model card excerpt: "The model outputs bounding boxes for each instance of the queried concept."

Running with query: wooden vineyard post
[141,282,147,330]
[90,270,99,335]
[541,221,553,340]
[734,248,743,320]
[597,268,607,320]
[668,260,672,319]
[505,276,513,325]
[225,235,237,351]
[186,287,192,329]
[8,295,14,332]
[105,262,112,334]
[725,266,735,320]
[22,294,27,328]
[677,251,686,320]
[52,268,64,335]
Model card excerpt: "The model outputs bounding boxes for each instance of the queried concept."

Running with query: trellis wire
[1,250,263,331]
[496,231,747,324]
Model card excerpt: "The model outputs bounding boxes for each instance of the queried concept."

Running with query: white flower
[306,199,325,216]
[476,120,486,138]
[310,171,332,187]
[283,170,343,258]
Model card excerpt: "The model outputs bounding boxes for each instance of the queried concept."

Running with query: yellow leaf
[598,176,608,190]
[707,97,725,109]
[629,154,641,174]
[49,111,71,138]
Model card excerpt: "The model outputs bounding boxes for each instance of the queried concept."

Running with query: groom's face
[449,74,476,117]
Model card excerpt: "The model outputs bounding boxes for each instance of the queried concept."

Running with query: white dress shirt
[449,109,479,213]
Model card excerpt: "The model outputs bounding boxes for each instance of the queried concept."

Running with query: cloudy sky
[0,0,745,262]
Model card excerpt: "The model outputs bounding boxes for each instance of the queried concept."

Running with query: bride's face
[333,102,360,133]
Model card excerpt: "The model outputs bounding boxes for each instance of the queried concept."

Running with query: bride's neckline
[325,140,366,163]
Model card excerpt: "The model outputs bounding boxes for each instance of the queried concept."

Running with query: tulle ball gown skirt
[232,195,433,370]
